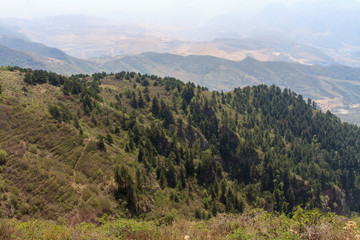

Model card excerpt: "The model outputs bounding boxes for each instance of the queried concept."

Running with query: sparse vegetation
[2,208,360,239]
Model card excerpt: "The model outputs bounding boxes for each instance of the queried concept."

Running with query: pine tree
[97,135,105,151]
[138,146,145,162]
[24,72,33,84]
[137,91,144,108]
[166,163,177,188]
[151,96,160,116]
[105,133,113,145]
[115,166,137,212]
[211,199,217,216]
[131,93,137,108]
[136,168,143,192]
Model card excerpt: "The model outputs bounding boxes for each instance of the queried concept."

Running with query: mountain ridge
[103,52,360,124]
[0,34,102,75]
[1,67,360,224]
[0,33,360,124]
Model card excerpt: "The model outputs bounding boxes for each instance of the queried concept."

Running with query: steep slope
[0,44,47,69]
[0,35,101,75]
[1,67,360,224]
[104,52,360,124]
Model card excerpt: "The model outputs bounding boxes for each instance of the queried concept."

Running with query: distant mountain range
[103,52,360,124]
[2,1,360,67]
[0,15,337,66]
[199,1,360,67]
[0,35,102,75]
[0,31,360,124]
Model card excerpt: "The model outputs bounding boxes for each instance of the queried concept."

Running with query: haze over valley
[2,0,360,66]
[2,3,360,124]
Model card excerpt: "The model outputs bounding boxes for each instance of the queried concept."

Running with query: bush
[105,133,113,145]
[0,220,14,240]
[97,136,106,151]
[0,149,7,165]
[29,144,37,154]
[48,105,61,121]
[195,208,202,219]
[163,213,174,224]
[99,196,112,213]
[82,188,93,202]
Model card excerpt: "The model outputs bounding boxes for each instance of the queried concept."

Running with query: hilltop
[105,53,360,124]
[1,67,360,225]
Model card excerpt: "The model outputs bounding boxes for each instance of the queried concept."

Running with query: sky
[1,0,306,20]
[1,0,359,28]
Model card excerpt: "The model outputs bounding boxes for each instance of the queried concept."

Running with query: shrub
[99,196,112,213]
[29,144,37,154]
[0,220,14,240]
[105,133,113,145]
[163,213,174,224]
[97,136,105,151]
[82,188,93,202]
[0,149,7,165]
[195,208,202,219]
[48,105,61,121]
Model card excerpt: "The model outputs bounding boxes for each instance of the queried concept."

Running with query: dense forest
[1,66,360,227]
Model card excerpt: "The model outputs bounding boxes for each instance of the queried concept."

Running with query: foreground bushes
[1,208,359,240]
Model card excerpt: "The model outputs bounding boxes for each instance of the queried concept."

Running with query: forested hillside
[1,67,360,226]
[104,53,360,124]
[1,33,360,124]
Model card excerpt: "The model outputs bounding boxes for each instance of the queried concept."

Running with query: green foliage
[24,70,54,85]
[1,209,355,240]
[161,213,174,225]
[29,144,37,154]
[47,104,73,122]
[3,67,360,227]
[104,53,360,124]
[48,105,61,120]
[105,133,113,145]
[96,139,105,152]
[114,166,137,213]
[194,208,202,219]
[230,227,253,240]
[0,149,7,165]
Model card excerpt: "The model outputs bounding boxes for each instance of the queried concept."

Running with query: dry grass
[1,208,358,240]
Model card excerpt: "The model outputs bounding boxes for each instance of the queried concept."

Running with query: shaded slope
[0,35,102,75]
[0,44,47,69]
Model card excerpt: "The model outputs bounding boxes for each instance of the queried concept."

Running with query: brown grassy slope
[0,71,117,222]
[0,71,210,223]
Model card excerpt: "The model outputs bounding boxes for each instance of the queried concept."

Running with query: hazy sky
[2,0,359,28]
[2,0,305,19]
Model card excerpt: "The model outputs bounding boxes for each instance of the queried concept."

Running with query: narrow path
[72,137,92,191]
[73,140,89,170]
